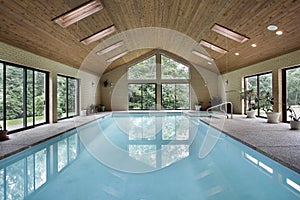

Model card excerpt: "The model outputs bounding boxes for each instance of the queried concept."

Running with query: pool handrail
[206,102,233,119]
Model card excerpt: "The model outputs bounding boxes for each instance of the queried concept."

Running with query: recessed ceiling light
[211,24,249,43]
[267,25,278,31]
[53,0,103,28]
[251,43,257,47]
[191,50,214,62]
[235,52,239,56]
[200,40,228,54]
[96,41,124,55]
[106,51,128,62]
[81,25,116,45]
[276,30,283,35]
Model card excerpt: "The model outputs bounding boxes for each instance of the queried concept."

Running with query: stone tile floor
[0,112,299,174]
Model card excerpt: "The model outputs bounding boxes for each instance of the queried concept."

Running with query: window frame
[282,65,300,122]
[0,60,49,134]
[244,71,272,118]
[57,74,79,120]
[127,52,191,110]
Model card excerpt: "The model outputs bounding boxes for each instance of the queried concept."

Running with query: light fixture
[276,30,283,35]
[106,51,128,62]
[211,24,249,43]
[208,61,212,65]
[267,25,278,31]
[96,41,124,55]
[235,52,239,56]
[251,43,257,47]
[81,25,116,45]
[191,50,214,62]
[53,0,103,28]
[200,40,228,54]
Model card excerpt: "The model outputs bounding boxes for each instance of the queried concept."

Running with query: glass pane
[286,67,300,121]
[57,138,68,172]
[162,84,175,109]
[0,63,3,130]
[128,56,156,80]
[68,78,78,117]
[6,159,25,200]
[35,148,47,189]
[57,76,67,119]
[128,84,142,109]
[141,84,156,109]
[161,55,189,79]
[35,72,46,124]
[259,73,272,117]
[175,84,189,109]
[245,76,258,114]
[6,65,24,131]
[27,70,34,126]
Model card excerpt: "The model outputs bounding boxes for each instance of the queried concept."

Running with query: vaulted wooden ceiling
[0,0,299,75]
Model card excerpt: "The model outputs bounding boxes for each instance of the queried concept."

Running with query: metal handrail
[206,102,233,119]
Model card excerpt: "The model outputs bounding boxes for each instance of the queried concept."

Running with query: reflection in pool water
[0,113,299,200]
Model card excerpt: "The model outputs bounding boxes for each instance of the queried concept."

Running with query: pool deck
[0,112,299,174]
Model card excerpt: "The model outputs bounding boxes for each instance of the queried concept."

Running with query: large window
[128,53,190,110]
[0,61,48,133]
[244,72,272,117]
[282,66,300,122]
[128,84,156,110]
[57,75,79,119]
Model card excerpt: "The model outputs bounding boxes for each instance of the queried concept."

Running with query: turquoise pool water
[0,113,299,200]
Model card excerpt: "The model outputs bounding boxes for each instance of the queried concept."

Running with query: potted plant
[240,89,258,118]
[259,92,281,123]
[90,104,95,113]
[194,102,202,111]
[98,104,105,112]
[0,125,9,141]
[287,106,300,130]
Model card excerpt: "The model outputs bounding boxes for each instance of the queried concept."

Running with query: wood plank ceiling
[0,0,299,75]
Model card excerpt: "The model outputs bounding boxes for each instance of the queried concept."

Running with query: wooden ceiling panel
[0,0,299,74]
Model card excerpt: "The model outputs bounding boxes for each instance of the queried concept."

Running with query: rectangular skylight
[106,51,128,62]
[200,40,228,54]
[191,50,214,62]
[81,25,116,45]
[96,41,124,55]
[211,24,249,43]
[53,0,103,28]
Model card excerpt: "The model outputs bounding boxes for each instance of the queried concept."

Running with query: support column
[49,72,57,123]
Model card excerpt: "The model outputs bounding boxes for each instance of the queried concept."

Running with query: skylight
[200,40,228,54]
[211,24,249,43]
[81,25,116,45]
[53,0,103,28]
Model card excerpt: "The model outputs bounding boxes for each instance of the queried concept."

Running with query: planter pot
[246,110,256,118]
[0,130,9,141]
[80,110,87,116]
[290,121,300,130]
[266,112,281,123]
[99,106,105,112]
[195,105,201,111]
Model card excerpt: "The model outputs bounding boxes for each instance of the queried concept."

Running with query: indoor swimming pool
[0,112,299,200]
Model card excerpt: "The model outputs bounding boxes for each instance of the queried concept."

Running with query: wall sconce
[103,80,113,87]
[225,79,229,85]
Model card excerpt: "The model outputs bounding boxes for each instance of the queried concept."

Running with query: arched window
[128,53,190,110]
